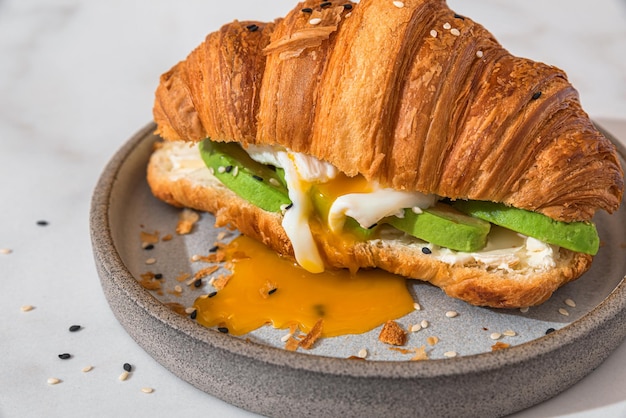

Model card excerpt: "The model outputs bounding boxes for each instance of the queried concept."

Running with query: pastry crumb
[378,320,407,346]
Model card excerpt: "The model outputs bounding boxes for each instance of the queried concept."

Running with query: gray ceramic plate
[91,123,626,418]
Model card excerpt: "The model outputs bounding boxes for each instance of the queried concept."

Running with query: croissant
[148,0,624,307]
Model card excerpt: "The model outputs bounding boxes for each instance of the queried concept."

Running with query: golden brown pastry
[148,0,623,308]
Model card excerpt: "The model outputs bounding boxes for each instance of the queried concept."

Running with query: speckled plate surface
[91,123,626,418]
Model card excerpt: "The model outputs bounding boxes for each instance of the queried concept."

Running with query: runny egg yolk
[193,235,415,338]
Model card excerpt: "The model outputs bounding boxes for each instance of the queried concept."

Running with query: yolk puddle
[193,235,415,337]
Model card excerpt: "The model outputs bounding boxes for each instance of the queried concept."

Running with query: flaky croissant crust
[153,0,623,222]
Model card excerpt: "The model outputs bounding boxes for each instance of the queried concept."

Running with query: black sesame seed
[531,91,542,100]
[285,203,294,210]
[252,174,264,182]
[190,310,198,320]
[58,353,71,360]
[209,245,219,253]
[246,24,259,32]
[36,220,49,226]
[69,325,81,332]
[224,165,233,173]
[343,3,353,10]
[453,13,465,20]
[268,288,278,295]
[368,223,378,230]
[545,327,556,335]
[194,279,203,288]
[301,7,313,13]
[154,273,163,279]
[217,327,229,334]
[320,1,333,8]
[123,363,132,372]
[208,291,218,298]
[144,244,155,250]
[421,247,432,255]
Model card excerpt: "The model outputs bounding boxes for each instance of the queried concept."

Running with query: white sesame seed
[565,298,576,308]
[393,1,405,8]
[445,310,458,318]
[119,371,130,381]
[520,307,529,313]
[345,12,352,18]
[185,307,196,314]
[411,206,423,214]
[145,258,156,265]
[269,178,281,187]
[0,248,12,254]
[503,330,517,337]
[410,324,422,333]
[430,29,438,38]
[450,28,461,36]
[309,17,322,25]
[47,377,61,385]
[357,348,368,358]
[476,50,484,58]
[191,254,201,262]
[443,351,457,358]
[280,333,292,342]
[490,332,502,340]
[174,285,183,293]
[21,305,34,312]
[413,302,422,311]
[82,365,93,373]
[141,387,154,394]
[559,308,570,316]
[208,167,215,175]
[232,166,239,177]
[420,319,429,329]
[217,166,226,174]
[443,22,451,30]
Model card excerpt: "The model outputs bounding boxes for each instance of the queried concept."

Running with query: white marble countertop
[1,0,625,417]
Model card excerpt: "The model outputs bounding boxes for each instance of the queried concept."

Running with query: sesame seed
[123,363,132,372]
[208,291,217,298]
[443,22,451,30]
[393,1,405,8]
[217,327,229,334]
[217,166,226,174]
[420,319,429,328]
[252,174,264,182]
[309,17,322,25]
[368,223,378,230]
[246,24,259,32]
[232,166,239,177]
[343,3,353,10]
[269,177,280,186]
[443,351,457,358]
[191,254,201,262]
[411,206,423,214]
[531,91,542,100]
[445,311,458,318]
[141,241,152,249]
[545,328,556,335]
[520,307,529,313]
[119,371,130,381]
[0,248,12,255]
[503,330,517,337]
[565,298,576,308]
[558,308,569,316]
[145,258,156,265]
[154,273,163,279]
[450,28,461,36]
[268,288,278,295]
[58,353,72,360]
[69,325,81,332]
[174,285,183,293]
[430,29,438,38]
[141,387,154,394]
[20,305,34,312]
[81,365,93,373]
[281,333,293,342]
[454,13,465,20]
[301,7,313,13]
[194,279,203,288]
[476,50,484,58]
[185,307,195,314]
[224,165,233,173]
[413,302,422,311]
[421,247,432,255]
[208,167,215,175]
[190,310,198,320]
[410,324,422,333]
[47,377,61,385]
[490,332,502,340]
[357,348,368,358]
[320,2,333,8]
[143,244,154,250]
[37,220,49,226]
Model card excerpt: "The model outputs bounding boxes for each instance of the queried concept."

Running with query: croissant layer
[153,0,623,222]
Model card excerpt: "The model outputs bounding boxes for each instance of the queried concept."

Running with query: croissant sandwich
[147,0,623,308]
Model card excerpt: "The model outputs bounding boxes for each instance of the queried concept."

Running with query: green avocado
[452,200,599,255]
[199,139,290,213]
[385,203,491,252]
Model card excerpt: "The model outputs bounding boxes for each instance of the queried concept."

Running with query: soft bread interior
[147,140,592,308]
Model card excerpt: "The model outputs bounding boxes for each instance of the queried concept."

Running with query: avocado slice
[386,203,491,252]
[452,200,599,255]
[199,139,291,213]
